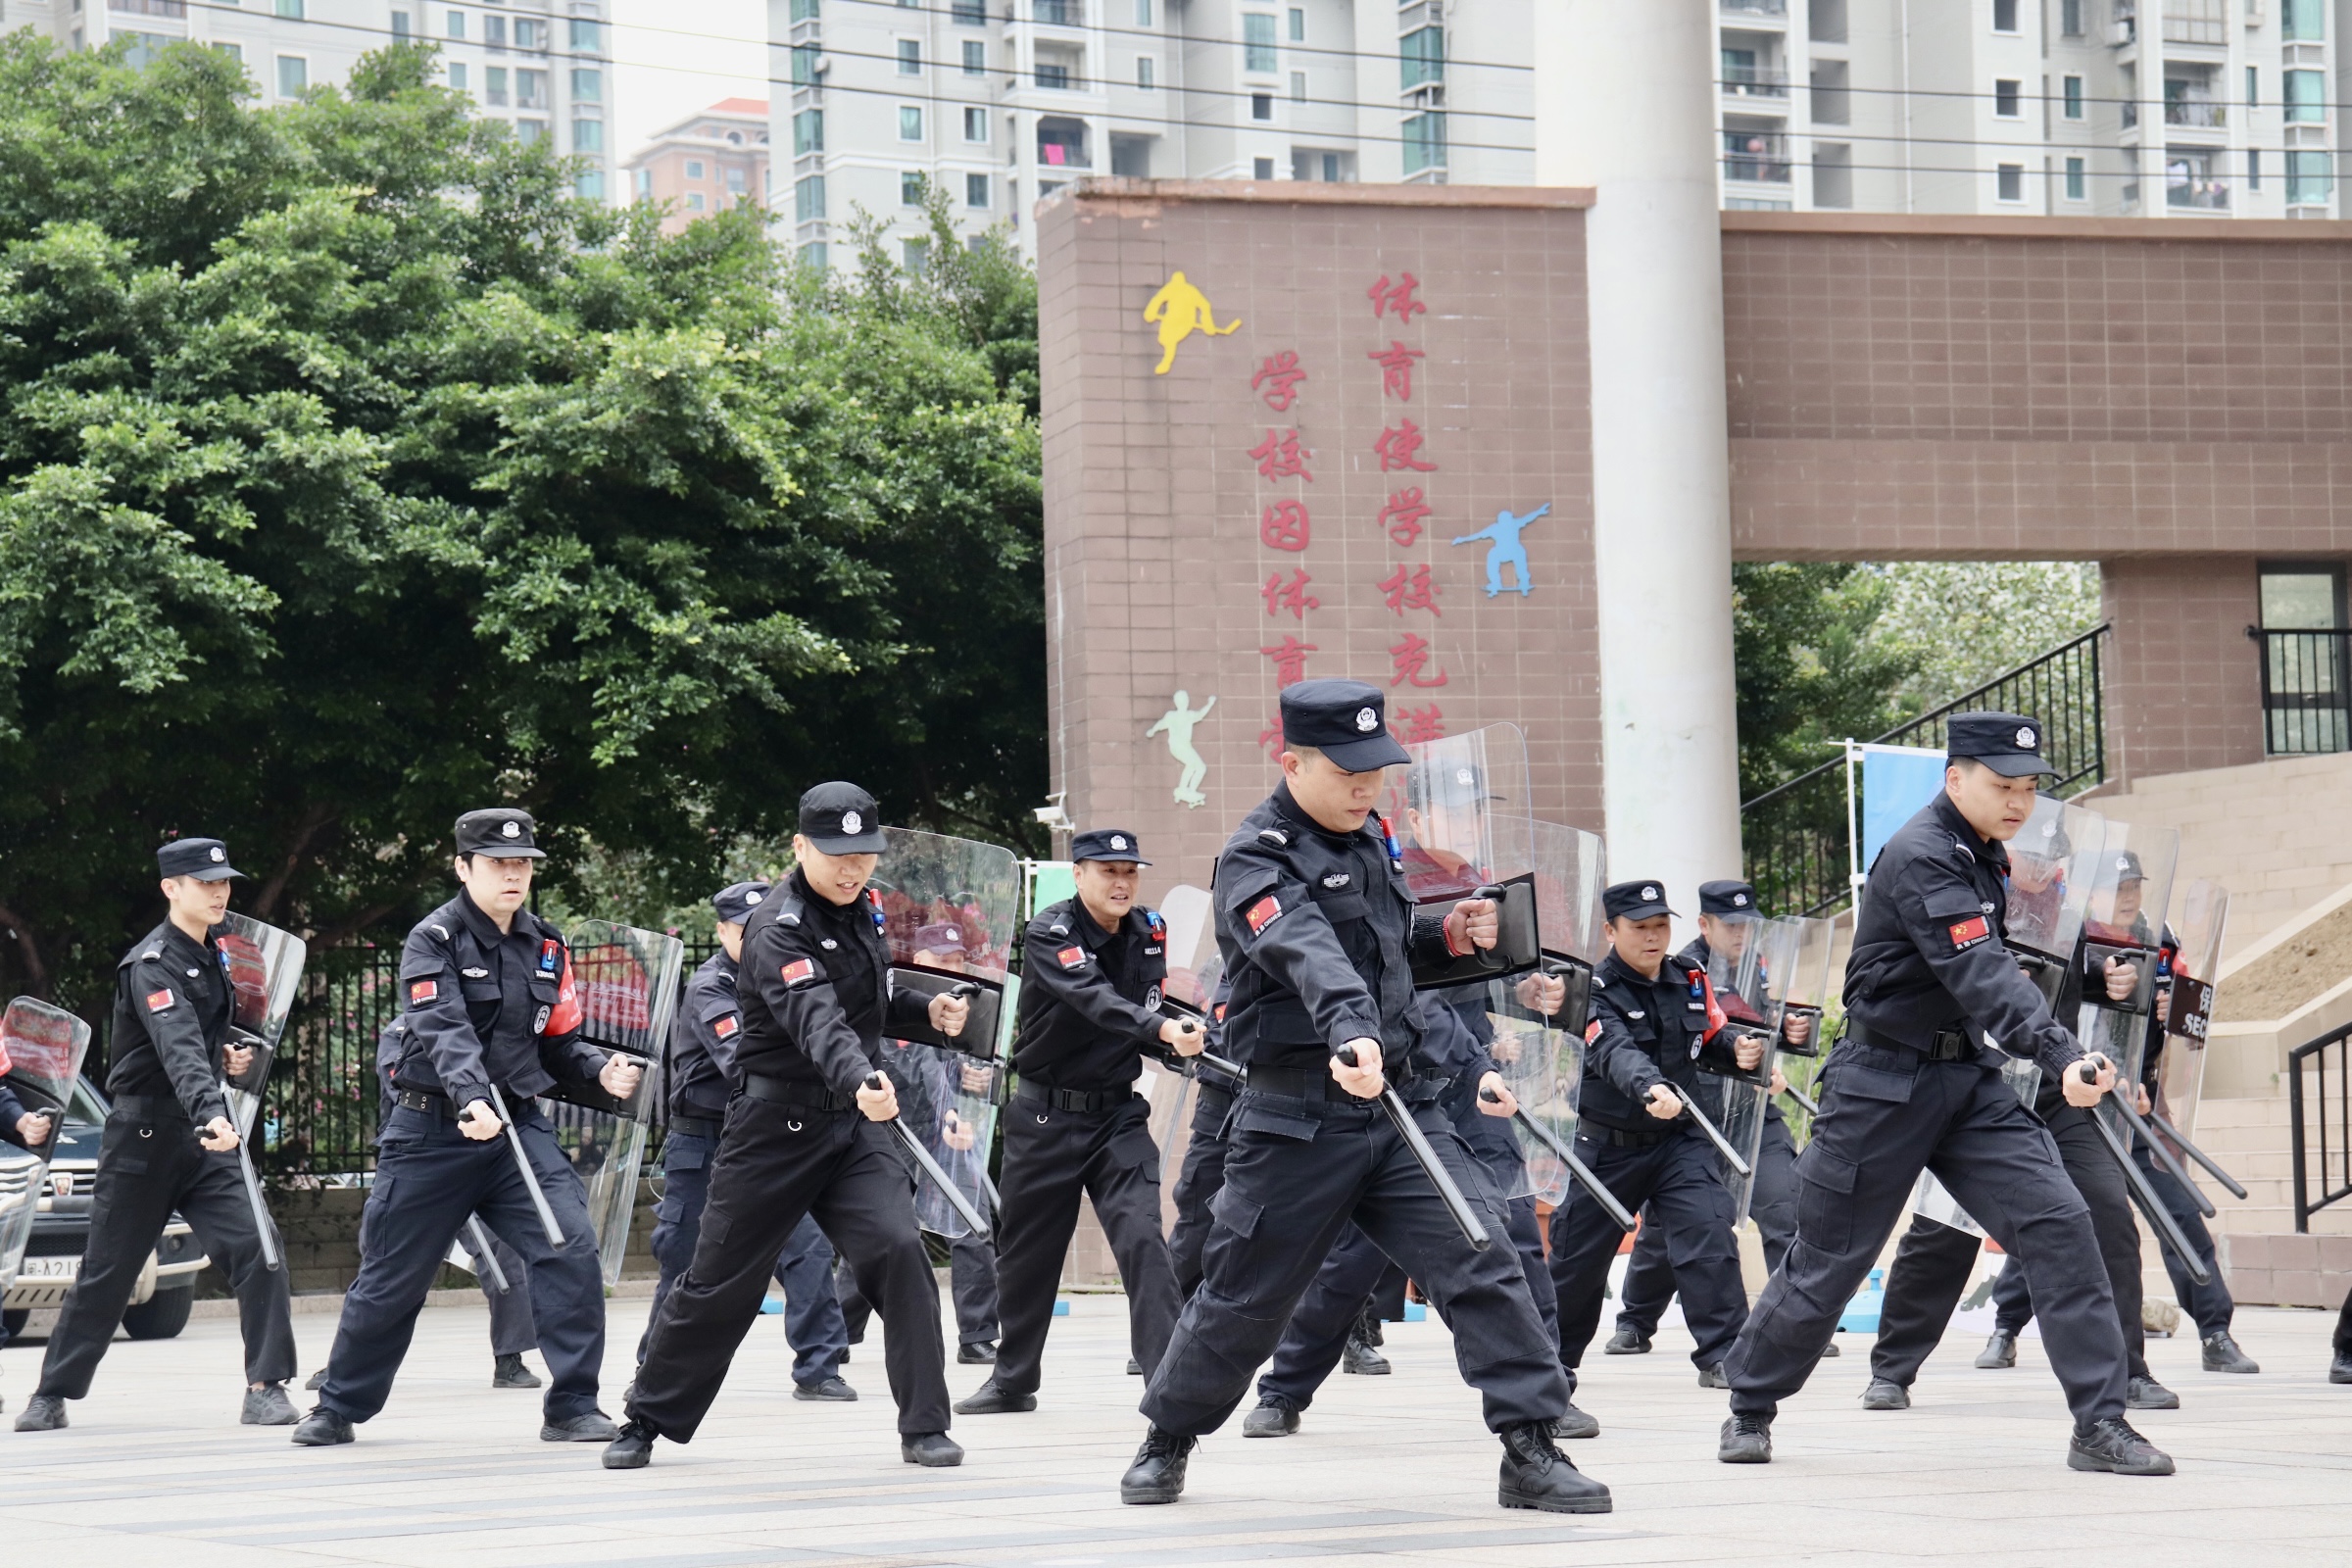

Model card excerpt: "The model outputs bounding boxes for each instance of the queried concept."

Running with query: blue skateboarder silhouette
[1449,503,1547,598]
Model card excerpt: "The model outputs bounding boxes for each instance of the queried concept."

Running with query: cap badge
[1732,893,1747,906]
[2118,856,2132,870]
[501,820,520,839]
[841,809,862,835]
[2016,726,2036,749]
[209,846,225,862]
[1455,768,1473,785]
[1109,834,1128,850]
[744,891,763,906]
[1642,886,1658,902]
[1354,707,1378,733]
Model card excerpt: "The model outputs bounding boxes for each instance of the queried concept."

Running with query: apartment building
[624,97,771,234]
[0,0,613,201]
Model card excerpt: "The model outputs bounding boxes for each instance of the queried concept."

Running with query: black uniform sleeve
[1899,850,2083,1078]
[1407,909,1459,974]
[1217,836,1383,1052]
[1585,982,1668,1104]
[396,924,495,1111]
[883,980,937,1043]
[750,926,879,1099]
[696,985,748,1083]
[1019,916,1163,1073]
[0,1079,29,1147]
[122,954,231,1125]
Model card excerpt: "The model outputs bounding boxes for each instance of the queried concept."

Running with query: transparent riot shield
[2075,820,2179,1096]
[215,911,308,1144]
[871,826,1022,1240]
[1388,725,1542,987]
[1910,1054,2042,1237]
[1484,820,1606,1205]
[1696,934,1773,1223]
[0,999,92,1297]
[1751,915,1835,1059]
[546,920,682,1286]
[2002,797,2107,1012]
[2156,879,2230,1138]
[1148,885,1226,1200]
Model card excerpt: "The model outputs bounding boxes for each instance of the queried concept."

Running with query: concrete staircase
[2179,1093,2352,1308]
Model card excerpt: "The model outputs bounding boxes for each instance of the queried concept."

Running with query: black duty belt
[395,1087,535,1118]
[1012,1081,1132,1114]
[668,1112,722,1141]
[1244,1063,1430,1102]
[108,1093,192,1123]
[1850,1023,1977,1062]
[741,1074,856,1114]
[1586,1121,1672,1149]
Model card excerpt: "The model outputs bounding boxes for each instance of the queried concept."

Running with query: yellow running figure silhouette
[1143,270,1240,374]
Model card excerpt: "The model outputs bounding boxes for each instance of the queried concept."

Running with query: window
[795,109,823,153]
[1135,0,1150,22]
[1287,5,1302,40]
[966,172,990,207]
[802,241,828,270]
[790,0,818,17]
[792,44,817,84]
[1038,62,1071,88]
[446,8,464,38]
[1243,13,1276,72]
[516,120,547,145]
[1250,91,1272,120]
[2261,565,2343,628]
[2289,149,2332,204]
[2063,75,2082,120]
[391,11,411,37]
[214,41,242,61]
[902,172,925,205]
[904,238,930,271]
[686,159,705,179]
[1400,25,1443,89]
[2246,67,2258,112]
[963,40,985,74]
[514,19,546,50]
[447,60,467,91]
[1291,70,1305,103]
[577,171,605,200]
[1321,152,1339,181]
[484,15,506,48]
[277,54,309,93]
[900,105,923,139]
[953,0,984,19]
[2060,0,2082,34]
[724,165,745,192]
[1252,156,1274,179]
[485,66,508,104]
[898,38,920,74]
[574,119,604,153]
[274,0,302,17]
[1992,0,2017,30]
[687,191,706,211]
[2065,155,2085,201]
[1996,162,2024,202]
[1993,79,2020,118]
[571,69,601,102]
[795,173,825,220]
[634,168,651,198]
[569,18,604,51]
[2249,147,2262,190]
[1402,110,1445,174]
[2287,71,2325,122]
[963,106,987,141]
[2284,0,2324,41]
[1138,56,1153,89]
[517,69,546,109]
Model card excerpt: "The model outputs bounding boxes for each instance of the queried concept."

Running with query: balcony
[2166,178,2229,209]
[1721,0,1787,14]
[2111,0,2136,43]
[2121,99,2138,129]
[1723,128,1791,183]
[1035,0,1081,24]
[2255,629,2352,755]
[108,0,186,14]
[2163,98,2225,128]
[1722,67,1789,100]
[1037,116,1091,170]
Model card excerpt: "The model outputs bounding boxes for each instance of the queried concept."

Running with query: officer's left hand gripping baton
[1673,1075,1754,1179]
[465,1214,513,1295]
[864,1073,991,1238]
[1336,1047,1492,1251]
[1480,1086,1637,1232]
[211,1080,281,1273]
[485,1084,566,1248]
[2072,1059,2212,1287]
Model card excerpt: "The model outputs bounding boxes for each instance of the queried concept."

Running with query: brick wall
[2101,557,2267,778]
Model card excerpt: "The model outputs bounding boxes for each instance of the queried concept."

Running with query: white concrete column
[1538,0,1744,938]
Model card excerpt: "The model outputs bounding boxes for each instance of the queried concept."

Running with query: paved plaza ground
[0,1292,2346,1567]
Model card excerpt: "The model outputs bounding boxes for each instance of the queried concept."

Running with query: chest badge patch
[1056,946,1086,969]
[532,1004,553,1034]
[1948,915,1991,951]
[146,988,175,1013]
[820,939,838,951]
[1246,895,1283,934]
[461,967,489,979]
[780,958,817,987]
[408,979,437,1004]
[713,1014,740,1040]
[1321,873,1350,889]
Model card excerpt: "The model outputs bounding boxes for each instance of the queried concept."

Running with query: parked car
[1,1076,208,1341]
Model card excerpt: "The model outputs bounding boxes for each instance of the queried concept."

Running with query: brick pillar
[2100,557,2265,785]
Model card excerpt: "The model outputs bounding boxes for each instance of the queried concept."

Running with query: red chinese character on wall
[1257,711,1285,760]
[1259,500,1311,552]
[1251,351,1308,412]
[1250,427,1315,482]
[1367,341,1426,402]
[1377,487,1432,547]
[1260,635,1318,687]
[1373,420,1437,473]
[1367,272,1428,322]
[1387,632,1447,688]
[1377,564,1441,617]
[1261,567,1319,620]
[1391,704,1446,745]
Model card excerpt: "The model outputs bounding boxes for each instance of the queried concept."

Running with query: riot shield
[1145,885,1232,1204]
[215,911,308,1144]
[2001,797,2106,1012]
[1910,1054,2041,1237]
[871,826,1022,1240]
[1387,726,1542,987]
[0,999,92,1297]
[545,920,682,1286]
[1485,820,1606,1205]
[2156,879,2230,1137]
[1751,915,1835,1058]
[2074,821,2179,1095]
[1698,934,1772,1223]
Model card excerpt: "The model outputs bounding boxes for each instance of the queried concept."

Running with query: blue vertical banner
[1859,744,1948,875]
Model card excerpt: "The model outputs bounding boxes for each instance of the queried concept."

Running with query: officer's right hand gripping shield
[0,999,91,1297]
[1481,818,1605,1204]
[550,921,683,1286]
[1384,725,1542,990]
[871,826,1022,1240]
[2156,879,2230,1135]
[214,911,309,1144]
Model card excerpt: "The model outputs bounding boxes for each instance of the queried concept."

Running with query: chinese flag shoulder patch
[1947,915,1991,951]
[409,979,437,1004]
[145,988,175,1013]
[1056,946,1086,969]
[713,1013,740,1039]
[1245,895,1283,935]
[1583,1017,1601,1044]
[780,958,817,987]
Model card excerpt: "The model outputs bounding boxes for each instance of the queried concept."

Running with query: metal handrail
[2289,1022,2352,1232]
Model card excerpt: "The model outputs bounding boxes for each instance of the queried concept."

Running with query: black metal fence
[2289,1020,2352,1233]
[2250,628,2352,756]
[1740,623,2110,917]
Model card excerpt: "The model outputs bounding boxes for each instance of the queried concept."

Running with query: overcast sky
[611,0,769,167]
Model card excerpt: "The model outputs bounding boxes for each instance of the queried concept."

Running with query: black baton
[1675,1076,1754,1178]
[1337,1047,1491,1251]
[2109,1094,2217,1219]
[865,1074,992,1238]
[465,1215,513,1295]
[2151,1110,2248,1200]
[2073,1060,2211,1286]
[210,1079,281,1273]
[486,1085,566,1248]
[1481,1086,1636,1232]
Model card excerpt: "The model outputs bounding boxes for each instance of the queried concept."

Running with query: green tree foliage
[0,39,1043,1009]
[1864,562,2103,712]
[1733,564,1918,800]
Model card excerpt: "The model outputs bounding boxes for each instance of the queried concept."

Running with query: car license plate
[20,1256,77,1278]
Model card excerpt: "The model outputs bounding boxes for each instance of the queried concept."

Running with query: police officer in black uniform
[1718,713,2172,1475]
[15,839,300,1433]
[1119,678,1606,1514]
[291,808,641,1447]
[1545,880,1757,1421]
[1606,879,1821,1356]
[607,783,971,1470]
[646,879,853,1400]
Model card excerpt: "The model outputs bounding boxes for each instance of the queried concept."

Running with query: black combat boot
[1120,1427,1197,1504]
[1975,1329,2018,1369]
[1242,1396,1299,1437]
[1496,1421,1612,1513]
[1718,1412,1773,1463]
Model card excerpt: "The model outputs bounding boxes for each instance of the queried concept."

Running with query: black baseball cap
[799,781,886,854]
[1071,828,1149,865]
[1279,678,1412,772]
[1698,879,1761,921]
[1603,880,1675,921]
[2112,850,2145,884]
[1946,711,2054,778]
[455,808,545,860]
[712,880,771,924]
[157,838,244,882]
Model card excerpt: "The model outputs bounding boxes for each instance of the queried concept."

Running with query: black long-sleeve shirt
[666,950,747,1119]
[388,890,605,1109]
[734,868,934,1098]
[106,919,233,1124]
[1010,897,1168,1090]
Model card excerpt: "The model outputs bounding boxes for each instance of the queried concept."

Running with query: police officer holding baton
[1717,714,2173,1476]
[1119,679,1606,1514]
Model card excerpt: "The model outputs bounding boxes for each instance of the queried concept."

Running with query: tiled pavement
[1,1294,2347,1567]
